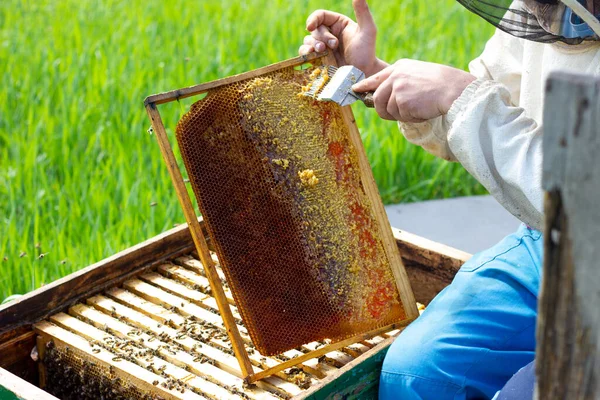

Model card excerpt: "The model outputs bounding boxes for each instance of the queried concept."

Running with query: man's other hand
[352,59,476,122]
[298,0,387,77]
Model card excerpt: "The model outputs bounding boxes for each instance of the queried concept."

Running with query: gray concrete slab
[385,195,521,255]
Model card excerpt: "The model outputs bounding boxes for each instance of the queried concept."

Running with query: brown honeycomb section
[175,65,406,356]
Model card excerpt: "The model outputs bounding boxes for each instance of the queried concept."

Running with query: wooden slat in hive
[177,255,227,282]
[174,255,371,369]
[169,254,401,381]
[102,288,318,387]
[48,312,241,400]
[160,263,236,305]
[139,272,244,322]
[341,342,371,358]
[63,304,256,397]
[122,279,239,335]
[146,269,323,379]
[34,321,203,400]
[86,293,302,397]
[37,251,404,399]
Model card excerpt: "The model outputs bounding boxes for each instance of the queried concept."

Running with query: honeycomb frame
[144,52,418,383]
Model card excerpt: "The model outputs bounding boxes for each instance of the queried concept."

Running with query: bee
[19,251,27,258]
[38,252,49,259]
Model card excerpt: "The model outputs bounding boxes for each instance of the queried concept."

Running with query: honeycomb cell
[176,65,406,356]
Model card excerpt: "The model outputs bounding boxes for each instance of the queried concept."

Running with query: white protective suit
[399,30,600,230]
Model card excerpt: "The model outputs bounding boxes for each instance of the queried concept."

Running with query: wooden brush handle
[361,92,375,108]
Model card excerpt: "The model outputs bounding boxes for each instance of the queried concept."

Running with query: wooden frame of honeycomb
[142,52,418,384]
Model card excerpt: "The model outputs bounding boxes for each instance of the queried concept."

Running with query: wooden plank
[145,102,254,378]
[537,72,600,399]
[139,272,241,320]
[86,294,302,397]
[175,255,228,285]
[155,263,380,375]
[301,359,338,378]
[63,305,278,400]
[247,321,410,384]
[122,279,249,337]
[322,52,418,321]
[144,52,325,106]
[158,263,236,305]
[50,312,241,400]
[138,273,366,379]
[300,342,353,368]
[0,223,194,336]
[33,321,196,400]
[0,367,58,400]
[0,331,37,385]
[393,227,469,305]
[141,271,327,376]
[341,343,370,359]
[295,336,394,400]
[106,287,188,326]
[392,228,470,268]
[103,289,321,383]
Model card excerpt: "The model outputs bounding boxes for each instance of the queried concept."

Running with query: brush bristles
[303,66,338,98]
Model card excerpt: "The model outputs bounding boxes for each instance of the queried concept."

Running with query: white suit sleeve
[446,79,543,229]
[397,29,544,229]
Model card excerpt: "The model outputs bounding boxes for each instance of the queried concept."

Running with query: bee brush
[303,65,374,107]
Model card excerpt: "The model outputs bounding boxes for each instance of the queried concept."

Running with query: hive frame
[144,51,419,383]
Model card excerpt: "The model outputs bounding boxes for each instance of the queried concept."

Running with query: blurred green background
[0,0,492,301]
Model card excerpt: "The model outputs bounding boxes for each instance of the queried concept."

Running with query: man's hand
[298,0,387,77]
[352,59,476,122]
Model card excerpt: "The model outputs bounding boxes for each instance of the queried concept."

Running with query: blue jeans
[379,224,543,399]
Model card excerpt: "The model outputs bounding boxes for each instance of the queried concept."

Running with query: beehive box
[0,53,470,399]
[0,222,470,399]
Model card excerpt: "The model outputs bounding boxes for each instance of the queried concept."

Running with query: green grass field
[0,0,492,301]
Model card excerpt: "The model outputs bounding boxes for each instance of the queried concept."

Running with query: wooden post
[537,72,600,399]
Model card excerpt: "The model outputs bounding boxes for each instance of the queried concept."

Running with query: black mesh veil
[456,0,600,44]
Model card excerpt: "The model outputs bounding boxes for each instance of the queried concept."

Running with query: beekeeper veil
[456,0,600,44]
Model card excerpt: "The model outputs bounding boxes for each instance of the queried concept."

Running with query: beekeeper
[299,0,600,398]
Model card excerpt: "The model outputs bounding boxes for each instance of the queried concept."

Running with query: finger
[352,0,376,34]
[373,80,395,120]
[393,93,426,123]
[302,35,327,52]
[306,9,345,31]
[303,35,314,45]
[298,44,315,56]
[352,66,393,92]
[386,93,401,122]
[312,25,338,49]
